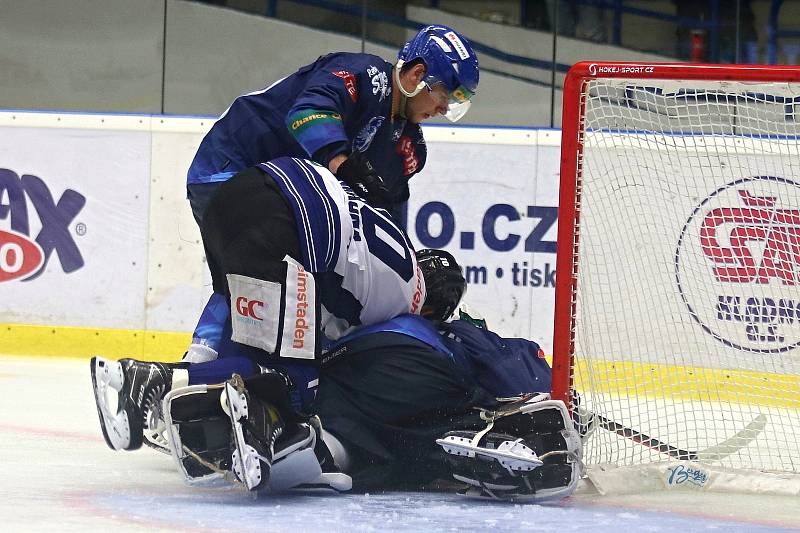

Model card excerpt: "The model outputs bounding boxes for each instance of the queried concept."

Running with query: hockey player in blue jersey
[186,24,479,225]
[312,312,583,501]
[184,24,480,367]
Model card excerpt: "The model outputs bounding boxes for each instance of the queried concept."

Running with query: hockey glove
[335,151,391,207]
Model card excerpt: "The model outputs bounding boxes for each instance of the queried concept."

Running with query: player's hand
[335,151,391,206]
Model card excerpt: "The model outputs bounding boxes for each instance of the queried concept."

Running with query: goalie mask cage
[553,62,800,493]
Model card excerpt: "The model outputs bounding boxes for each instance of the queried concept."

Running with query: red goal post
[552,61,800,487]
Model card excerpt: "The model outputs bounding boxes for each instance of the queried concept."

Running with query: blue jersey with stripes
[259,157,425,340]
[187,52,426,206]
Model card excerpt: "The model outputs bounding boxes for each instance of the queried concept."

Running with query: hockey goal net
[553,62,800,492]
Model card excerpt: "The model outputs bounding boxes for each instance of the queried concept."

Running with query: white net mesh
[571,77,800,473]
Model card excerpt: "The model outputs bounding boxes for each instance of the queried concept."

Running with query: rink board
[2,110,799,396]
[0,110,559,359]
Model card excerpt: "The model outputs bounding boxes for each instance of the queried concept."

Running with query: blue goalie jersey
[260,157,426,340]
[188,53,427,207]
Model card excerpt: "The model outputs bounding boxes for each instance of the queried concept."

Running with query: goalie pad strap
[163,384,230,485]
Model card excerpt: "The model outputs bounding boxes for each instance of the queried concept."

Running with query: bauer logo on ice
[0,169,86,282]
[675,176,800,353]
[665,464,709,488]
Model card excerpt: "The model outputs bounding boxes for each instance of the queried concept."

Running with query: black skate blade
[90,356,116,450]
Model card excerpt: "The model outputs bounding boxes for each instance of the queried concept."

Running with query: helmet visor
[444,100,471,122]
[444,84,474,122]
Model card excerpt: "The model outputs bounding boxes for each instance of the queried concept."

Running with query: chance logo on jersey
[289,110,343,133]
[332,70,358,103]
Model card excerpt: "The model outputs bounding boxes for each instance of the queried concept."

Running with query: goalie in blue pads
[311,312,583,501]
[90,250,582,501]
[91,312,583,501]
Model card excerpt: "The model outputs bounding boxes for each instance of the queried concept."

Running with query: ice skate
[225,374,285,490]
[90,356,176,451]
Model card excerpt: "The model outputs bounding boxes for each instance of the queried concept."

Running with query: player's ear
[409,62,427,85]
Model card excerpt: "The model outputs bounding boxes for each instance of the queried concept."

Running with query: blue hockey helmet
[397,25,479,122]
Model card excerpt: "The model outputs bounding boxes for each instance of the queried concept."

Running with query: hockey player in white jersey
[201,156,425,347]
[186,155,428,367]
[91,156,432,450]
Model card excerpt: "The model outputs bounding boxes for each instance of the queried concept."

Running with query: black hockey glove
[335,151,391,207]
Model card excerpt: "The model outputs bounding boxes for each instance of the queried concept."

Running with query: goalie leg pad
[165,372,352,492]
[267,422,351,492]
[437,396,583,502]
[164,377,284,487]
[225,374,353,493]
[163,383,232,485]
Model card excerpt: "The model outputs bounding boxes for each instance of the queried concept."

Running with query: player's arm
[285,67,358,169]
[386,120,427,217]
[286,68,389,205]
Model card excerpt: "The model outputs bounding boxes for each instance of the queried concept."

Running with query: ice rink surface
[3,356,799,533]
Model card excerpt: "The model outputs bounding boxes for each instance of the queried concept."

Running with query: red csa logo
[0,228,44,282]
[235,296,263,321]
[676,176,800,353]
[396,136,419,176]
[700,190,799,285]
[332,70,358,103]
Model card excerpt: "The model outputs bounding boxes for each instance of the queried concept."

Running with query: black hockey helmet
[416,248,467,322]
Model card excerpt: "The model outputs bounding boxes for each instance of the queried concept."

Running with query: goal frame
[551,61,800,408]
